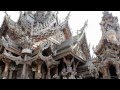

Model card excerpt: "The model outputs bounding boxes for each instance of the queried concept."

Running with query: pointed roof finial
[4,11,8,16]
[55,11,59,24]
[19,11,23,18]
[19,11,22,15]
[78,20,88,33]
[88,43,91,49]
[56,11,59,15]
[84,19,88,29]
[65,11,71,22]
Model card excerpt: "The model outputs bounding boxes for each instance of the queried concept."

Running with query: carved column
[116,63,120,79]
[8,70,13,79]
[32,66,36,79]
[26,65,29,79]
[8,66,15,79]
[2,62,10,79]
[35,64,42,79]
[21,64,27,79]
[21,54,29,79]
[41,67,46,79]
[103,66,110,79]
[41,73,45,79]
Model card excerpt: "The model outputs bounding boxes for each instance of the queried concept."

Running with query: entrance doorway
[109,65,118,79]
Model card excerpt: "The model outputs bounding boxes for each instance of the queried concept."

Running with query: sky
[0,11,120,57]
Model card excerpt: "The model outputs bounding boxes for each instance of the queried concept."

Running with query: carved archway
[42,47,53,57]
[108,64,118,79]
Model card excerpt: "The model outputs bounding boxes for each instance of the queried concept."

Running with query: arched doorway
[42,47,53,57]
[109,65,118,79]
[98,71,103,79]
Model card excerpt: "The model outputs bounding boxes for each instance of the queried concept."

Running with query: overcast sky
[0,11,120,57]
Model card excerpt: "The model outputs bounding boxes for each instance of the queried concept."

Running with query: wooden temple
[0,11,94,79]
[93,11,120,79]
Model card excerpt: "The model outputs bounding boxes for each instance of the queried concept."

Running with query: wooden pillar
[103,66,110,79]
[32,67,36,79]
[8,65,15,79]
[41,67,46,79]
[21,54,28,79]
[26,66,29,79]
[21,64,27,79]
[116,63,120,79]
[2,63,10,79]
[8,69,13,79]
[35,64,42,79]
